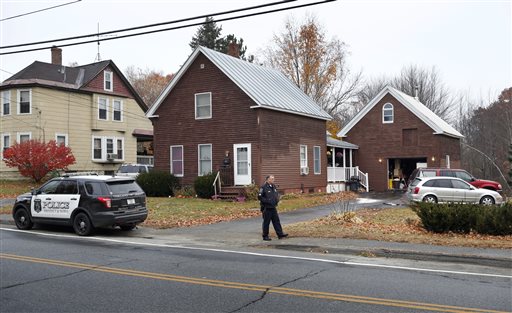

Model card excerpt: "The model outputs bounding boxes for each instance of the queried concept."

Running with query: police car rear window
[85,182,109,196]
[106,181,143,194]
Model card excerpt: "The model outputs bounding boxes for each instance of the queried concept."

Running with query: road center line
[1,227,510,279]
[1,253,507,313]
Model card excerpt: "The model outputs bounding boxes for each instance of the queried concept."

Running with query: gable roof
[1,60,147,111]
[147,46,331,120]
[337,85,463,139]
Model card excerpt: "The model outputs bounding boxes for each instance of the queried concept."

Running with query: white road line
[1,227,510,279]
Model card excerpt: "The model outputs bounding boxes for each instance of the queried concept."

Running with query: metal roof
[338,85,463,139]
[327,136,359,149]
[147,46,331,120]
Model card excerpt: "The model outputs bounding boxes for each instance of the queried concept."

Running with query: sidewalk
[2,193,511,268]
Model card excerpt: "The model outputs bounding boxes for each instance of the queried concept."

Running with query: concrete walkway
[1,192,511,268]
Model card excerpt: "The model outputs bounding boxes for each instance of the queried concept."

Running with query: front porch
[326,136,369,192]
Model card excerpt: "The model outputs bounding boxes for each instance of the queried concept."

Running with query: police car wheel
[73,213,94,236]
[14,208,33,230]
[120,224,136,231]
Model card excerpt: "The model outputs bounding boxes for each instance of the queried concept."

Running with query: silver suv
[117,163,153,178]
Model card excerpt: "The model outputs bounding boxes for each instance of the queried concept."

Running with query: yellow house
[0,48,152,178]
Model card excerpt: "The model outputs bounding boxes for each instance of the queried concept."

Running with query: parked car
[408,168,502,192]
[407,176,503,205]
[12,174,148,236]
[116,163,154,177]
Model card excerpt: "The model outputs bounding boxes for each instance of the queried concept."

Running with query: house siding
[0,84,151,177]
[153,53,328,193]
[346,93,460,191]
[82,65,132,98]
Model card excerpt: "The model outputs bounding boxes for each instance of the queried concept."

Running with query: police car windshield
[107,181,143,194]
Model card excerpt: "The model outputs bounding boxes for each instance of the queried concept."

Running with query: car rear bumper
[91,208,148,227]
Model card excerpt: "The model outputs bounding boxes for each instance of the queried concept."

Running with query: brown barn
[146,46,331,194]
[337,86,463,192]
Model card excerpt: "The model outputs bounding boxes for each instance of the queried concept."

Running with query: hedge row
[136,171,180,197]
[411,202,512,235]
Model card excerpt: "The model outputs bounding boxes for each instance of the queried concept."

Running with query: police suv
[12,174,148,236]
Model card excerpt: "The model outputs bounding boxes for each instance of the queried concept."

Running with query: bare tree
[356,65,455,121]
[125,66,173,107]
[263,14,362,117]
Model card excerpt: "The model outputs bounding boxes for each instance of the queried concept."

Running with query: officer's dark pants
[262,207,284,237]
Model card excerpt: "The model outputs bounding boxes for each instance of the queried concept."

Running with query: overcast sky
[1,0,510,102]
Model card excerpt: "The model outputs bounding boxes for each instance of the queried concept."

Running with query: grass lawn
[286,207,512,249]
[1,179,510,249]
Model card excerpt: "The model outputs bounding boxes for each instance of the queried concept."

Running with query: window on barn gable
[195,92,212,119]
[382,103,394,123]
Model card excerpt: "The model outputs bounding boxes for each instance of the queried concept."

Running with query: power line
[0,0,335,55]
[1,0,297,50]
[0,0,82,22]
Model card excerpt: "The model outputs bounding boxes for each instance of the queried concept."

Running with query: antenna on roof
[95,22,101,62]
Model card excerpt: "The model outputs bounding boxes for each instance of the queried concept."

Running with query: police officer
[259,175,288,241]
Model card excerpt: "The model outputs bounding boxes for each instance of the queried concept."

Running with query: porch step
[217,186,245,201]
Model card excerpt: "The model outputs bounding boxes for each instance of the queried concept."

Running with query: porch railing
[136,156,154,165]
[327,166,369,192]
[213,171,222,197]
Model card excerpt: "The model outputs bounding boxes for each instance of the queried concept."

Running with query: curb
[258,244,512,269]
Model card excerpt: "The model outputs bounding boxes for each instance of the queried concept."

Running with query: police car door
[31,180,80,219]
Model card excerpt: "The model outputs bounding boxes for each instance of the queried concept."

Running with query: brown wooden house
[337,86,463,192]
[146,46,332,193]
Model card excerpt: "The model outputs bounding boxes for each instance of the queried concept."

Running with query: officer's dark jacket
[259,183,279,209]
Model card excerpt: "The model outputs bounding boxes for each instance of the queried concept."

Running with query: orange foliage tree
[3,140,75,182]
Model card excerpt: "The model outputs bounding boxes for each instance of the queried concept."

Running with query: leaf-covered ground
[286,208,512,249]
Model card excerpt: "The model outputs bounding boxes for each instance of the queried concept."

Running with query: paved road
[1,229,511,313]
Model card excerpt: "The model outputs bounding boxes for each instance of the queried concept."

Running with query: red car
[408,168,502,192]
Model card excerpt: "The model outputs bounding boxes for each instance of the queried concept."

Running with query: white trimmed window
[198,144,212,176]
[195,92,212,119]
[300,145,308,168]
[104,71,113,91]
[2,133,10,155]
[1,91,10,116]
[17,132,31,143]
[170,145,184,177]
[55,133,68,146]
[17,89,31,114]
[383,103,394,123]
[98,97,108,120]
[92,136,124,161]
[113,99,123,122]
[313,146,321,174]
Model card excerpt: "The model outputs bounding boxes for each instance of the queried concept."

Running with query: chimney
[414,85,419,100]
[227,41,240,58]
[51,46,62,65]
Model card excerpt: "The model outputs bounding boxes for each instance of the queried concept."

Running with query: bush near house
[3,140,75,182]
[411,202,512,236]
[194,172,217,199]
[136,171,180,197]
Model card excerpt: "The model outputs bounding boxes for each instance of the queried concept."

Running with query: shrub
[243,184,260,201]
[3,140,75,182]
[174,185,195,198]
[194,172,217,199]
[411,202,512,235]
[136,171,180,197]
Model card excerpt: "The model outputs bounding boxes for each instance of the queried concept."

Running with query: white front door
[234,144,251,185]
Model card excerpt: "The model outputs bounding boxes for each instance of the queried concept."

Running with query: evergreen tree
[189,17,223,51]
[190,17,248,60]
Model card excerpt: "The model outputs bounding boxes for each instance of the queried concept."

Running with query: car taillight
[414,187,420,194]
[98,197,111,208]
